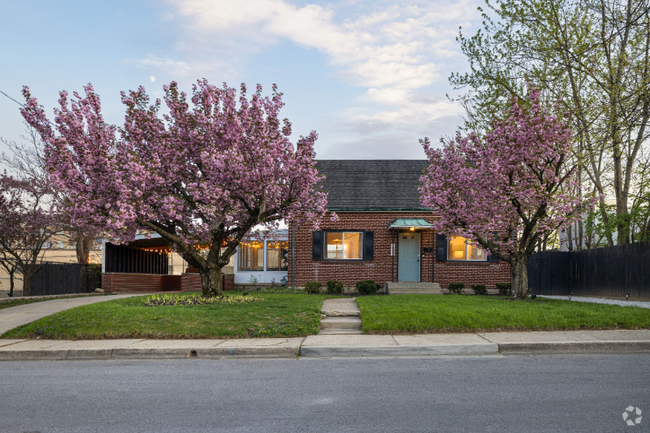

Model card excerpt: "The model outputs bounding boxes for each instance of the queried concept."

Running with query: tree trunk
[8,267,15,297]
[22,272,32,297]
[510,255,529,300]
[199,266,223,297]
[75,236,93,265]
[578,219,584,250]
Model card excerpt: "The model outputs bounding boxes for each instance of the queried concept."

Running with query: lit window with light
[448,235,487,261]
[238,241,264,270]
[325,232,362,260]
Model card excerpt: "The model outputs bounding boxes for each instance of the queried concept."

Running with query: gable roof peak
[316,159,430,211]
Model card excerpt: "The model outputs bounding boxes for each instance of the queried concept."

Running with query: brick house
[288,160,510,291]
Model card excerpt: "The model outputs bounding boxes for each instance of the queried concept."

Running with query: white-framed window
[266,241,288,271]
[238,241,264,271]
[448,235,487,261]
[325,231,362,260]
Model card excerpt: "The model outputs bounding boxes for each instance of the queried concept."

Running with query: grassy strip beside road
[0,299,45,310]
[2,292,334,339]
[356,295,650,334]
[0,293,112,310]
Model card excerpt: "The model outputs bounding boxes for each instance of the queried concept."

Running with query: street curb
[0,349,70,361]
[2,339,650,361]
[300,343,499,358]
[497,340,650,355]
[0,346,301,361]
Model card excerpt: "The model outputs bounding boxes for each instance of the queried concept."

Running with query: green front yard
[3,292,649,340]
[356,295,650,334]
[1,292,334,340]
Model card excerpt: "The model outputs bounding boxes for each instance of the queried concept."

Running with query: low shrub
[471,284,487,295]
[447,283,465,294]
[356,280,381,296]
[496,283,512,297]
[305,281,322,294]
[326,280,344,295]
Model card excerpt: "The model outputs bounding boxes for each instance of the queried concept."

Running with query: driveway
[0,294,154,335]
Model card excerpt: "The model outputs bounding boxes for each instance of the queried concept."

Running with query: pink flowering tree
[0,175,60,296]
[21,80,328,296]
[419,88,591,299]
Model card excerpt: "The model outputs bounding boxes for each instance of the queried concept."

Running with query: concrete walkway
[1,329,649,360]
[319,298,362,335]
[0,293,157,335]
[540,295,650,309]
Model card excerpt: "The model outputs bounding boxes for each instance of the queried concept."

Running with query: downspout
[291,224,295,291]
[431,227,434,283]
[391,228,395,282]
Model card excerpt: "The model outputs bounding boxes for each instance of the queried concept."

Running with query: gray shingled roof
[316,160,430,211]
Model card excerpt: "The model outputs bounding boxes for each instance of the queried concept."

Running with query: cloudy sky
[0,0,482,160]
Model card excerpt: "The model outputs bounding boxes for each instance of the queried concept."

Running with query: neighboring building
[0,232,103,294]
[559,198,617,251]
[288,160,511,290]
[234,229,288,286]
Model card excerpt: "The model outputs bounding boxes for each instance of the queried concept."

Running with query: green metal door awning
[387,218,433,229]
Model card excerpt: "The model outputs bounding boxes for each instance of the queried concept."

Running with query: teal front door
[398,232,421,282]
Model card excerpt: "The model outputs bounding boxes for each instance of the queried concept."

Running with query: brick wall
[181,273,201,292]
[288,211,511,289]
[435,261,510,290]
[104,273,234,293]
[224,274,234,291]
[180,273,234,292]
[103,273,172,293]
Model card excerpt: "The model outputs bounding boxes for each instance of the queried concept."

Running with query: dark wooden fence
[31,263,102,296]
[527,242,650,300]
[104,242,168,274]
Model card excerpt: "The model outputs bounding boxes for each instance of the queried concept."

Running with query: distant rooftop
[316,160,430,211]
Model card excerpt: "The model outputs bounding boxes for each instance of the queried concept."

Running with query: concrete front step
[321,317,362,330]
[321,298,360,317]
[386,282,443,295]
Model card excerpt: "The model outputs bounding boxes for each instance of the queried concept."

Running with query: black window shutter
[312,231,323,261]
[363,231,374,261]
[436,233,447,262]
[489,232,500,262]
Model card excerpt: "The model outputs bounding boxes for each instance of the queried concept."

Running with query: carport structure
[102,236,234,293]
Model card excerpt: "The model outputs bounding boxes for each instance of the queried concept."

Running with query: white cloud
[165,0,480,150]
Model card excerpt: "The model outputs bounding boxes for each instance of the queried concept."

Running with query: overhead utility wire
[0,90,56,127]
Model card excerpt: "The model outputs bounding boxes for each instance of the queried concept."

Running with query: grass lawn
[1,292,335,340]
[0,294,112,311]
[356,294,650,334]
[0,298,45,310]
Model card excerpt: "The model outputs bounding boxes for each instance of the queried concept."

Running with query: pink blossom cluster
[20,81,327,251]
[419,88,591,259]
[0,173,59,255]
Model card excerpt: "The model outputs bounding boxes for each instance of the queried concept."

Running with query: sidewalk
[1,329,649,361]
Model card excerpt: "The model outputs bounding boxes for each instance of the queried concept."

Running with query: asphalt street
[1,354,649,432]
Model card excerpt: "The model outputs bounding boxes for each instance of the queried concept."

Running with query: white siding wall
[234,238,288,285]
